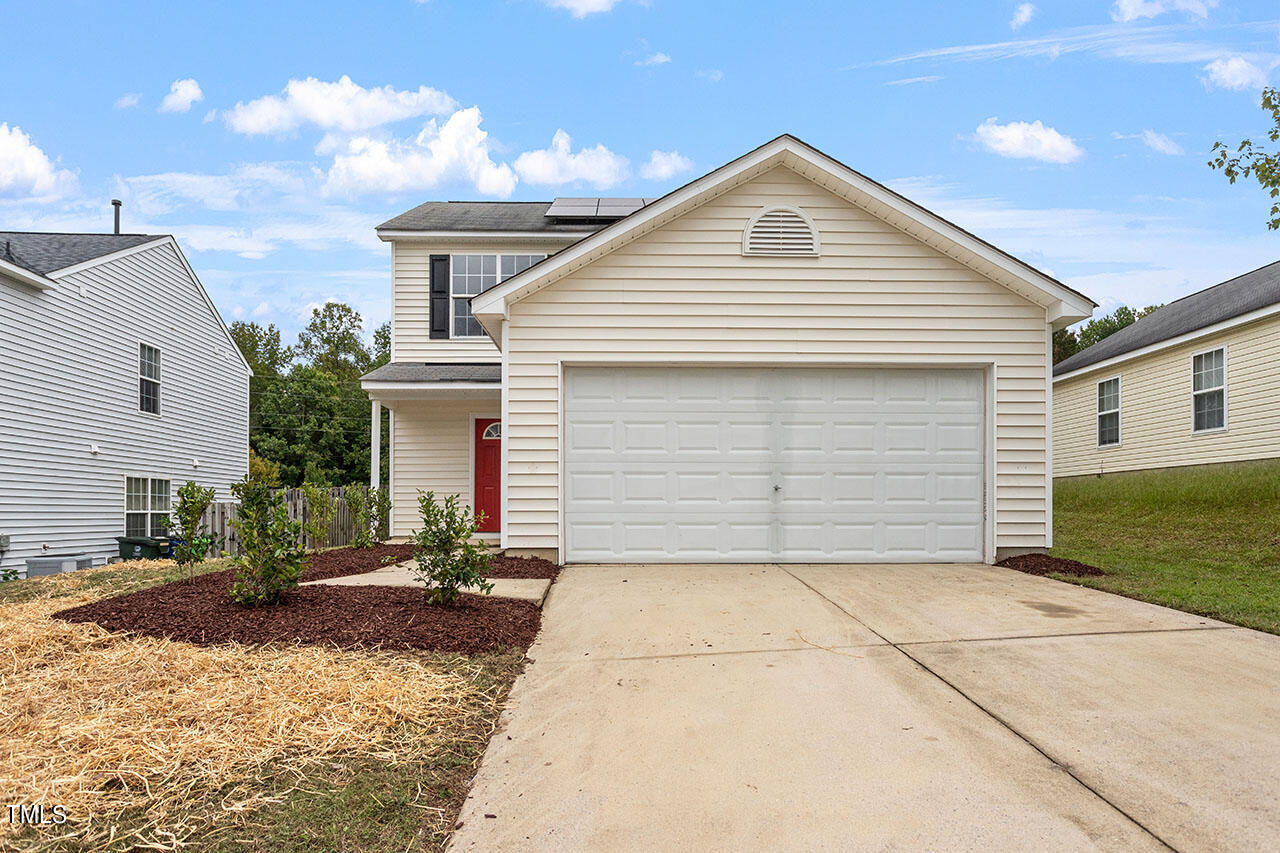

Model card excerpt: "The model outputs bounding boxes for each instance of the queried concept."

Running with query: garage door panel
[563,366,984,563]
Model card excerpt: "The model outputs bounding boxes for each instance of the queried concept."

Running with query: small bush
[0,566,17,583]
[228,478,306,607]
[171,481,217,581]
[372,486,391,542]
[346,484,374,549]
[248,449,282,486]
[411,491,494,606]
[300,481,335,552]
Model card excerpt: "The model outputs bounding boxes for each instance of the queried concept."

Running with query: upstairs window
[126,477,170,537]
[1097,377,1120,447]
[742,206,820,256]
[450,254,546,338]
[1192,348,1226,432]
[139,343,161,414]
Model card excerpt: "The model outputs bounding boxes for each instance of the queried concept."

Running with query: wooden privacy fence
[200,486,356,558]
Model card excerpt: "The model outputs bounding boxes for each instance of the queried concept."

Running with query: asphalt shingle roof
[361,362,501,383]
[0,231,162,276]
[1054,259,1280,376]
[377,202,608,234]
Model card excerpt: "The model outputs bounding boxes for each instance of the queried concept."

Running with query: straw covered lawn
[0,561,524,851]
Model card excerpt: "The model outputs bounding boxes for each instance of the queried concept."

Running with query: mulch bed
[54,565,540,654]
[301,543,414,582]
[485,554,560,579]
[997,553,1106,577]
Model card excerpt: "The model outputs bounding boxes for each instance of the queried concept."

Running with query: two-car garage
[562,365,987,563]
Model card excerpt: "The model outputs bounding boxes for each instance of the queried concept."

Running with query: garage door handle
[773,485,781,492]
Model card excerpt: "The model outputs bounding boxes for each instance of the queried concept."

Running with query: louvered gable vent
[742,206,819,257]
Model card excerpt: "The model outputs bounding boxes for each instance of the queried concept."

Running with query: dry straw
[0,563,494,850]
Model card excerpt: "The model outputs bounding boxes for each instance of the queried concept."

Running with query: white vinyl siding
[502,165,1052,556]
[0,241,249,574]
[388,399,498,537]
[1097,377,1120,447]
[390,240,575,361]
[1054,313,1280,476]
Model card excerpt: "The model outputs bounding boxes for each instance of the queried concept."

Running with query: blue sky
[2,0,1279,341]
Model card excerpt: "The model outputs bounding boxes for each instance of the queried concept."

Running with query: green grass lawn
[1052,459,1280,634]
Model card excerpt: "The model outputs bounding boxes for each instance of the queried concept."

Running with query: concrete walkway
[450,563,1280,851]
[301,563,551,604]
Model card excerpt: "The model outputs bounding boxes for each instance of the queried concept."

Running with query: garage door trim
[554,359,997,564]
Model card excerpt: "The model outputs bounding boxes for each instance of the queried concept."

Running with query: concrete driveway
[450,564,1280,852]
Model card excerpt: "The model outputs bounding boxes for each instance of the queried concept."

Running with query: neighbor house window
[1192,348,1226,432]
[1097,377,1121,447]
[139,343,161,414]
[450,254,546,338]
[126,477,170,537]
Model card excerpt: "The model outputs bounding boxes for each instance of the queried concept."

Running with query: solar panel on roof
[546,198,600,217]
[546,197,653,219]
[596,198,646,217]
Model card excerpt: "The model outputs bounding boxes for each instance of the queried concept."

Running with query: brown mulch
[301,543,414,582]
[53,567,540,654]
[485,554,561,579]
[997,553,1106,577]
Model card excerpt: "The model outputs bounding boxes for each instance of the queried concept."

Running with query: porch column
[370,400,381,490]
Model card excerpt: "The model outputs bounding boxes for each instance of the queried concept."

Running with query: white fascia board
[360,381,501,392]
[471,135,1098,321]
[0,258,56,290]
[1052,301,1280,383]
[376,230,595,242]
[46,237,171,278]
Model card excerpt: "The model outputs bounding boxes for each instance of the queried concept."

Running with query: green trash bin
[115,536,170,560]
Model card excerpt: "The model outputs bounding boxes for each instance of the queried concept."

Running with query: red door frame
[473,418,501,532]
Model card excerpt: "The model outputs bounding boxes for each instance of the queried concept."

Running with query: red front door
[474,418,501,532]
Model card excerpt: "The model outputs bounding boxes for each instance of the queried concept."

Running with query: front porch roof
[362,361,501,402]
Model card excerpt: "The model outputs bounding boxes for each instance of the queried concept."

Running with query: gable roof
[470,134,1096,332]
[0,231,162,276]
[1053,259,1280,379]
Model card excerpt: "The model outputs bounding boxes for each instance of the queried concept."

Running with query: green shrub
[300,481,335,552]
[372,486,391,542]
[345,484,373,549]
[410,491,493,606]
[171,481,217,581]
[228,478,306,607]
[0,566,17,583]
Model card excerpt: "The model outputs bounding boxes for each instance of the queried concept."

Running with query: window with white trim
[450,254,546,337]
[139,343,161,414]
[1192,348,1226,432]
[126,477,170,537]
[482,422,501,439]
[1097,377,1120,447]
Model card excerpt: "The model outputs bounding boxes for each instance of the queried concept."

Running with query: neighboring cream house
[1053,260,1280,477]
[0,229,250,576]
[362,135,1095,564]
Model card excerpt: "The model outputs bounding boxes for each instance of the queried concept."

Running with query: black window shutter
[429,254,450,339]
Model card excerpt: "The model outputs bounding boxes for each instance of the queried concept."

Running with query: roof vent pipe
[111,199,122,235]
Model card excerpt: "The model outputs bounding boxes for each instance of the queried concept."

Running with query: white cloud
[202,109,217,124]
[114,92,141,110]
[864,21,1280,70]
[1202,56,1269,90]
[885,75,943,86]
[158,78,204,113]
[251,300,272,318]
[323,106,516,197]
[0,123,77,200]
[543,0,620,17]
[224,75,456,135]
[1141,129,1185,155]
[695,69,724,83]
[640,150,693,181]
[973,118,1084,164]
[1010,3,1035,31]
[1111,0,1217,23]
[123,164,306,214]
[514,130,630,189]
[636,52,671,67]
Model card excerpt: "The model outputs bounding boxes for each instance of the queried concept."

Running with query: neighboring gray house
[0,229,249,576]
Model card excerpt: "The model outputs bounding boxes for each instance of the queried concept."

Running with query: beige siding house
[1053,261,1280,478]
[363,136,1094,564]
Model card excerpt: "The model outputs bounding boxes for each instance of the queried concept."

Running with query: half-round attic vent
[742,205,820,257]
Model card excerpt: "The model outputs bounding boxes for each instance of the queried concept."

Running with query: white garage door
[563,366,985,563]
